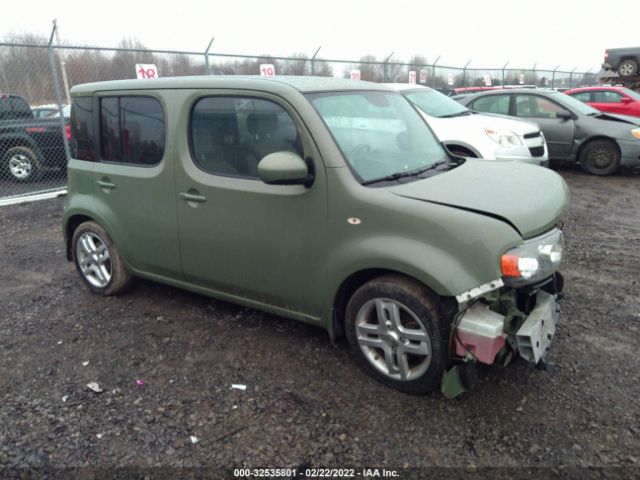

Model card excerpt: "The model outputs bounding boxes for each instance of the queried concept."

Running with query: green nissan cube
[63,76,569,397]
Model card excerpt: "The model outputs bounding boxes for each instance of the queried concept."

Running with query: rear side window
[471,95,510,115]
[0,95,33,120]
[99,96,165,165]
[190,97,303,178]
[570,92,591,102]
[71,97,94,161]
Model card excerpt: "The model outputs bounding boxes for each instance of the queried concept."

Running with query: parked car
[31,104,59,119]
[385,83,548,165]
[63,77,568,397]
[0,94,68,181]
[565,86,640,117]
[603,47,640,78]
[457,88,640,175]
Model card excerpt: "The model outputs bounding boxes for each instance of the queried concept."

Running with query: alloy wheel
[8,153,33,180]
[355,298,432,381]
[76,232,112,288]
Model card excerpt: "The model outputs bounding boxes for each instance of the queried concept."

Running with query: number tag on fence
[135,64,158,79]
[260,64,276,76]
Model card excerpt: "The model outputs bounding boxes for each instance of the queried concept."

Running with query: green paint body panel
[63,76,570,338]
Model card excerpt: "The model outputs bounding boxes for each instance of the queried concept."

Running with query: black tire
[2,146,41,182]
[617,60,638,78]
[345,274,450,394]
[580,139,621,176]
[71,221,134,296]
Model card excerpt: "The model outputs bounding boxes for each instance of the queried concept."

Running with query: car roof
[71,75,389,95]
[383,83,431,92]
[565,86,628,93]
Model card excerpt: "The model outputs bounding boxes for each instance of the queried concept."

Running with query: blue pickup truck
[1,94,67,182]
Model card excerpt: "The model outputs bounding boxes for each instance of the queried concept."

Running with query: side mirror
[556,110,574,121]
[258,151,313,187]
[620,97,632,104]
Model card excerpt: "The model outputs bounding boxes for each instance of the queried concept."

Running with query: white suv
[386,84,548,166]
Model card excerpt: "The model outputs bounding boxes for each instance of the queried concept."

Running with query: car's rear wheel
[580,139,621,176]
[3,146,41,182]
[617,60,638,78]
[345,274,449,394]
[72,221,133,295]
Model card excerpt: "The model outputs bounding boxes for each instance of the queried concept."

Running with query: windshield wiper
[362,160,450,186]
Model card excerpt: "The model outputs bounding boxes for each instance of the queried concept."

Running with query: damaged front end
[442,228,565,399]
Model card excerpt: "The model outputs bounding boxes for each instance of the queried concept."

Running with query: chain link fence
[0,35,594,203]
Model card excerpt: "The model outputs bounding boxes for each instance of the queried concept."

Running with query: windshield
[552,91,599,115]
[404,88,470,118]
[307,91,448,183]
[621,88,640,101]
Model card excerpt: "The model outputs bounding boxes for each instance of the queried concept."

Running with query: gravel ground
[0,167,639,479]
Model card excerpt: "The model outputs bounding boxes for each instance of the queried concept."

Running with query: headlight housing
[501,229,564,287]
[631,128,640,139]
[485,128,523,148]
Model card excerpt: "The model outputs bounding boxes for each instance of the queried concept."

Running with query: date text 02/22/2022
[233,467,400,478]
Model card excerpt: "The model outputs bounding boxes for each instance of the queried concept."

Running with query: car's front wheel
[580,139,621,176]
[345,275,449,394]
[617,60,638,78]
[71,221,133,295]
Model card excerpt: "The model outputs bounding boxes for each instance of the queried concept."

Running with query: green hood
[390,160,570,239]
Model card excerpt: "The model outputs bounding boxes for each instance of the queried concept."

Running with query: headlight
[485,128,523,148]
[501,229,563,286]
[631,128,640,139]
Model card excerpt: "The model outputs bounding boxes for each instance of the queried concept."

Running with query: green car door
[173,90,327,321]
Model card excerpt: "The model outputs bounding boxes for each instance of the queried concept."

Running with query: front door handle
[96,180,116,190]
[179,192,207,203]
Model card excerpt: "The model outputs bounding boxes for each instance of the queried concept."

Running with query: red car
[565,86,640,117]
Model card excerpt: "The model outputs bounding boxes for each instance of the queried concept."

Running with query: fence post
[47,21,71,164]
[383,52,393,82]
[310,46,321,75]
[569,67,576,89]
[52,20,71,104]
[551,64,560,89]
[463,60,471,90]
[432,55,441,88]
[502,61,509,87]
[204,37,214,75]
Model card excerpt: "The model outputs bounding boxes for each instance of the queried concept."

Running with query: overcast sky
[1,0,637,71]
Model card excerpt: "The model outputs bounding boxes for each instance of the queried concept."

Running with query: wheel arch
[575,135,621,164]
[64,213,96,261]
[0,135,41,159]
[444,142,481,158]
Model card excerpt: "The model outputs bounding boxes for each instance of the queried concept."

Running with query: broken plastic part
[441,366,467,399]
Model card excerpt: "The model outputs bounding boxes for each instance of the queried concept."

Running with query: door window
[570,92,591,102]
[592,90,623,103]
[190,97,303,178]
[514,95,565,119]
[71,97,94,161]
[99,96,165,165]
[471,94,510,115]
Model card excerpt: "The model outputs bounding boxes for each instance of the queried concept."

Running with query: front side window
[471,94,510,115]
[71,97,94,161]
[190,97,302,178]
[514,95,564,119]
[307,90,448,183]
[99,96,165,165]
[592,90,622,103]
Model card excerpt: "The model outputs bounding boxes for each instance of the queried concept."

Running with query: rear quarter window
[71,97,95,161]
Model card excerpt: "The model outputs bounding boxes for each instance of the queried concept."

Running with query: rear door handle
[179,192,207,203]
[96,180,116,190]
